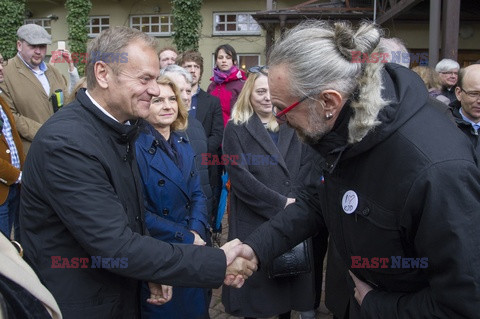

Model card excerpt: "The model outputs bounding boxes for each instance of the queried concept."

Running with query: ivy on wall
[65,0,91,76]
[171,0,203,52]
[0,0,25,59]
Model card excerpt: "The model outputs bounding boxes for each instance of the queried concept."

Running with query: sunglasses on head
[248,65,268,76]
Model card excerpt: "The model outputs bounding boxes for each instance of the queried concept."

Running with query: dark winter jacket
[222,113,315,317]
[194,89,224,198]
[245,64,480,318]
[19,89,227,319]
[450,100,480,158]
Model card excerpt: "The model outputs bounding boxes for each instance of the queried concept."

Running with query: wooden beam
[441,0,460,60]
[376,0,423,24]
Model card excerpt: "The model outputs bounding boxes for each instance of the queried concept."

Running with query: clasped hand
[146,282,172,306]
[221,239,258,288]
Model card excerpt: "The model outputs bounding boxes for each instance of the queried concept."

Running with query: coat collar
[244,113,289,174]
[137,131,191,198]
[76,89,140,145]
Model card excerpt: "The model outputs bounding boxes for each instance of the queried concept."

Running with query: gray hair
[160,64,193,84]
[378,37,410,68]
[268,20,388,143]
[86,27,157,89]
[435,59,460,72]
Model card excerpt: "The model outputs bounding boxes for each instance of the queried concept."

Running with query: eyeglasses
[0,59,7,67]
[460,88,480,99]
[248,65,268,76]
[272,96,309,123]
[439,71,458,76]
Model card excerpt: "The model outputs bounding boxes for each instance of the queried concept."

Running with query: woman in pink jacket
[207,44,246,127]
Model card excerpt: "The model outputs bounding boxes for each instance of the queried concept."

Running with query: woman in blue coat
[136,76,211,319]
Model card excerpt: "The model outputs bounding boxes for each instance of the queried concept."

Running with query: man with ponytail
[235,20,480,318]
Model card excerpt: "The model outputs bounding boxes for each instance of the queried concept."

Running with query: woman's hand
[190,230,206,246]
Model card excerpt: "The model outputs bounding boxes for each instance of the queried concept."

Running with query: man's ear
[321,90,344,115]
[94,61,110,89]
[455,86,462,102]
[17,40,22,52]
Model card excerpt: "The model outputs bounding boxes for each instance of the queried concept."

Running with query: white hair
[160,64,192,84]
[435,59,460,72]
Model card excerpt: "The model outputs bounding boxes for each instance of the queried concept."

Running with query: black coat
[222,114,315,317]
[182,116,215,229]
[245,64,480,318]
[450,101,480,158]
[195,89,224,192]
[19,89,226,319]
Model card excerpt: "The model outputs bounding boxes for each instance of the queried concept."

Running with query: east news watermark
[351,256,428,269]
[51,256,128,269]
[50,51,129,64]
[201,153,279,166]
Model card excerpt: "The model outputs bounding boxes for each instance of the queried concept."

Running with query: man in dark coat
[19,27,255,319]
[449,64,480,157]
[238,21,480,318]
[178,51,224,227]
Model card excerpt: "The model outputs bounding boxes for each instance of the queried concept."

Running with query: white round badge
[342,190,358,214]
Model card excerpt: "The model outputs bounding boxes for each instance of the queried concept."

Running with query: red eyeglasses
[272,96,309,123]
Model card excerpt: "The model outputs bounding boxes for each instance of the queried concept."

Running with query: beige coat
[0,233,62,318]
[0,55,68,153]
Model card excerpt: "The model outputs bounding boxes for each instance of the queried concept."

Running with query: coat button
[190,171,195,177]
[6,150,10,154]
[158,179,165,186]
[361,208,370,216]
[148,147,155,154]
[135,216,140,221]
[284,181,290,186]
[163,208,169,216]
[185,202,191,209]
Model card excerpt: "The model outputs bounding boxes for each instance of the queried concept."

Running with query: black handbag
[267,239,312,278]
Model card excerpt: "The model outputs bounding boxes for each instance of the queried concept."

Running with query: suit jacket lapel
[14,56,49,98]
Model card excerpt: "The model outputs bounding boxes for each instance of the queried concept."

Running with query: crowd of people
[0,20,479,319]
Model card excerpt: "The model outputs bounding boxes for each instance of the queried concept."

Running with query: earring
[326,112,333,119]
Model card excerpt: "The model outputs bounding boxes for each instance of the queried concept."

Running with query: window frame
[213,12,261,36]
[129,14,174,37]
[86,16,110,38]
[24,19,52,35]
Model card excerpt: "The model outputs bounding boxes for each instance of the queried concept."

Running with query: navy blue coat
[135,129,210,318]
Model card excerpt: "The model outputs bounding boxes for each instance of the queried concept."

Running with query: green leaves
[171,0,202,51]
[65,0,91,75]
[0,0,25,59]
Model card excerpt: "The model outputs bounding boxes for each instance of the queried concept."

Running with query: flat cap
[17,24,52,45]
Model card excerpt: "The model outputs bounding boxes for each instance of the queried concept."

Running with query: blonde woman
[135,76,211,319]
[222,67,316,319]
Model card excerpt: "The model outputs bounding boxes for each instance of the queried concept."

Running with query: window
[24,19,51,34]
[238,54,261,72]
[130,14,173,37]
[87,16,110,38]
[213,13,261,35]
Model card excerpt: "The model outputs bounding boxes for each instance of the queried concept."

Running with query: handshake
[146,238,258,306]
[221,239,258,288]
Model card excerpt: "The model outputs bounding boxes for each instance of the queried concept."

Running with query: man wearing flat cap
[0,24,69,154]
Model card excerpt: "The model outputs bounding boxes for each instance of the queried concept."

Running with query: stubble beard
[294,105,330,145]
